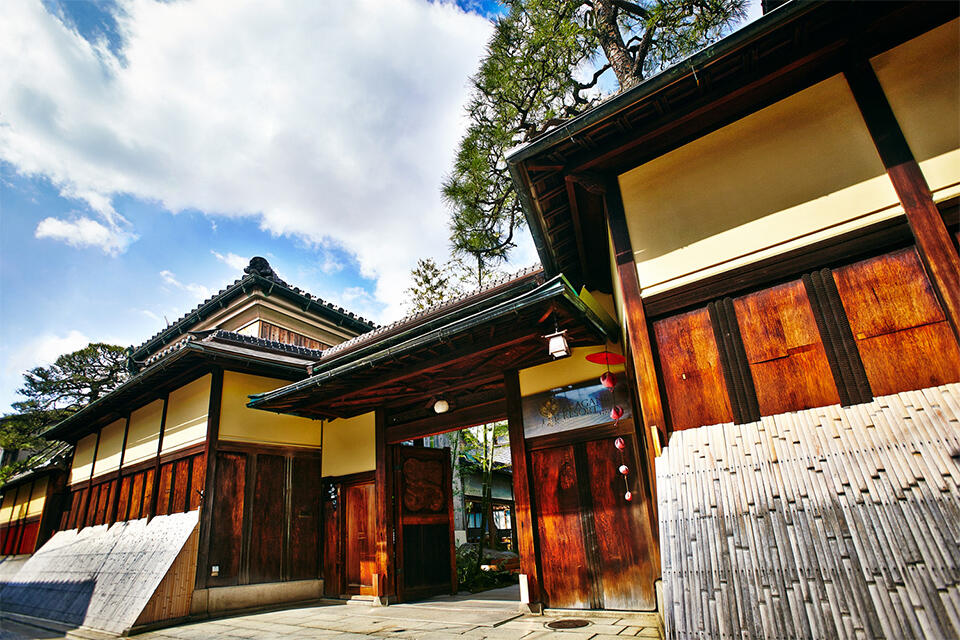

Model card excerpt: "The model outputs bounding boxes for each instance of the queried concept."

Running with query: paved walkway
[0,586,663,639]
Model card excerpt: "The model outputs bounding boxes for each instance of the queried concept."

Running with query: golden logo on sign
[539,398,560,425]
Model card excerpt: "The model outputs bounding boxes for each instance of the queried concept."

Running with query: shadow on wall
[0,579,95,631]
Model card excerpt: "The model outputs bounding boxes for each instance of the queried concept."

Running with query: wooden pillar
[602,176,663,540]
[109,415,131,525]
[79,428,102,530]
[503,369,543,613]
[374,407,396,604]
[147,394,169,520]
[195,367,225,590]
[845,60,960,340]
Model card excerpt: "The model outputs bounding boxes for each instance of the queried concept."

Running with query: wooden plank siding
[259,321,326,350]
[656,382,960,640]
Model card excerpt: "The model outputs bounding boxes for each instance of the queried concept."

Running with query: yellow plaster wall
[0,490,15,523]
[13,484,30,520]
[322,412,375,477]
[519,346,625,397]
[161,374,211,454]
[27,477,48,518]
[91,418,126,478]
[618,74,900,297]
[236,321,260,337]
[219,372,322,448]
[124,398,164,467]
[70,433,98,486]
[871,19,960,202]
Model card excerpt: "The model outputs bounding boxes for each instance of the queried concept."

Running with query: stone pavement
[0,585,663,639]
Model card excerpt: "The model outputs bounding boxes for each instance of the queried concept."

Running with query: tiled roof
[130,257,376,361]
[319,264,543,361]
[142,330,327,366]
[2,441,72,489]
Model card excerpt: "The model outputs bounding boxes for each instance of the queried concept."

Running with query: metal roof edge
[248,274,611,411]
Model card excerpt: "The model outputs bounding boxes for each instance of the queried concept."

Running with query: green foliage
[456,543,517,593]
[404,258,462,313]
[444,0,747,269]
[1,342,128,479]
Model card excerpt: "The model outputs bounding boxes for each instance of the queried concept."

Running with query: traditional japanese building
[3,2,958,639]
[507,1,960,637]
[0,258,375,635]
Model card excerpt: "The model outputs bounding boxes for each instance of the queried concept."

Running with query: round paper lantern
[610,405,624,421]
[600,371,617,388]
[619,464,629,475]
[624,491,633,502]
[614,437,626,450]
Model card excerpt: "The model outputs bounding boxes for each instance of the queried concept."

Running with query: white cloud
[35,215,135,254]
[5,329,91,377]
[211,250,249,271]
[0,0,493,321]
[159,270,211,300]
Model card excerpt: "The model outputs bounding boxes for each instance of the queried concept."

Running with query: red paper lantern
[600,371,616,389]
[614,437,626,450]
[610,405,624,421]
[619,464,629,475]
[624,491,633,502]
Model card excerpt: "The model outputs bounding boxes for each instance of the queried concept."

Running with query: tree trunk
[595,0,642,90]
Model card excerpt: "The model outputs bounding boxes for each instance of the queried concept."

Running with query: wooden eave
[507,0,959,292]
[43,341,311,443]
[248,275,613,422]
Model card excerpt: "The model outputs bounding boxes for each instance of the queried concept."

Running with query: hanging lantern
[610,405,624,421]
[600,371,617,389]
[624,491,633,502]
[619,464,629,475]
[614,437,626,451]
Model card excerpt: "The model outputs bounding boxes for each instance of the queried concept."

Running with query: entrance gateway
[249,270,660,612]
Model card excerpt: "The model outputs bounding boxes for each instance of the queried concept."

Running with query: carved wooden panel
[400,457,445,514]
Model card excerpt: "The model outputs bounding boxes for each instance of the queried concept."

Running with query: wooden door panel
[393,446,454,601]
[585,437,656,610]
[322,483,341,596]
[290,457,322,581]
[346,483,376,595]
[833,248,960,395]
[207,452,246,587]
[249,455,285,584]
[734,280,840,414]
[530,445,593,609]
[654,308,733,430]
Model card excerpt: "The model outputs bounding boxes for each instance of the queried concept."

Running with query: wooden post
[79,428,101,530]
[374,407,395,605]
[503,369,543,613]
[195,367,225,590]
[602,176,663,537]
[147,395,169,520]
[109,415,131,525]
[845,60,960,340]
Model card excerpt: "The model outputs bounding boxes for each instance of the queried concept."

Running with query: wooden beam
[385,399,507,444]
[503,369,543,613]
[79,428,102,530]
[373,408,395,604]
[602,177,663,539]
[147,394,169,520]
[195,366,224,590]
[845,60,960,341]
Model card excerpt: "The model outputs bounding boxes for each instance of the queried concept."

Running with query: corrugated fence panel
[656,383,960,640]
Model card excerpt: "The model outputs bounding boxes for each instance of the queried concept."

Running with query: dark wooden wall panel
[322,484,341,595]
[259,321,324,350]
[156,464,173,516]
[171,459,190,514]
[117,477,132,522]
[189,453,205,511]
[249,455,285,584]
[129,473,145,520]
[654,308,733,430]
[207,452,246,586]
[530,445,593,609]
[585,436,656,610]
[734,280,840,415]
[833,248,960,395]
[290,457,321,581]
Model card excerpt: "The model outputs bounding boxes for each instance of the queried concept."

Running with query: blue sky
[0,0,758,413]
